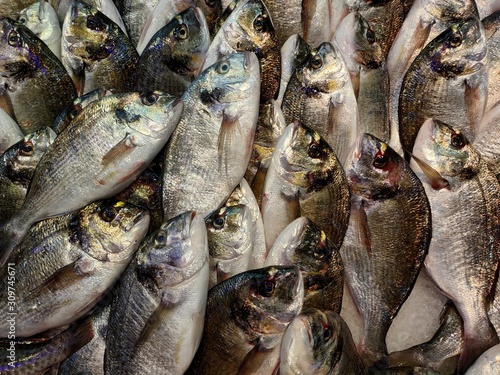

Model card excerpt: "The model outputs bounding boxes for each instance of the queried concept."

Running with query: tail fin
[458,326,499,374]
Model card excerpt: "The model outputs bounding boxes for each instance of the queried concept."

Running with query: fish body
[260,0,301,47]
[482,10,500,111]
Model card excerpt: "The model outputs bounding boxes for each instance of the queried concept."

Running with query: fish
[472,102,500,181]
[261,121,350,252]
[0,17,77,134]
[464,343,500,374]
[186,265,304,375]
[0,317,94,374]
[410,118,500,373]
[342,133,431,367]
[61,0,139,95]
[372,367,444,375]
[398,16,488,160]
[0,91,183,266]
[202,0,281,103]
[0,199,150,338]
[161,51,260,220]
[0,126,57,225]
[264,217,344,313]
[105,211,209,375]
[282,41,360,167]
[0,107,23,155]
[259,0,301,47]
[18,0,62,59]
[205,204,254,288]
[280,308,365,375]
[134,6,210,98]
[482,10,500,112]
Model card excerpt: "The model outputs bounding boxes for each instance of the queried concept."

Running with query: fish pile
[1,0,500,374]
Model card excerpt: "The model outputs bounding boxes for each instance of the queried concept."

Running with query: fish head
[274,122,340,191]
[136,211,208,290]
[62,0,123,63]
[353,12,383,69]
[115,91,183,138]
[18,1,60,45]
[198,51,260,107]
[296,42,348,94]
[205,204,252,259]
[76,200,150,264]
[4,127,56,181]
[428,17,487,78]
[413,118,480,179]
[235,266,304,337]
[195,0,223,31]
[347,133,406,199]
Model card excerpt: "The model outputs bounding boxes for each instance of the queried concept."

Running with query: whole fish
[0,107,23,155]
[398,16,488,159]
[0,17,77,134]
[0,200,150,338]
[18,0,62,59]
[261,122,350,251]
[0,318,94,374]
[410,118,500,373]
[62,0,139,95]
[202,0,280,103]
[162,51,260,220]
[280,308,365,375]
[134,6,210,98]
[482,10,500,111]
[282,41,360,167]
[342,133,431,367]
[264,217,344,313]
[186,265,304,375]
[0,91,183,265]
[105,211,209,375]
[205,204,254,288]
[0,127,57,225]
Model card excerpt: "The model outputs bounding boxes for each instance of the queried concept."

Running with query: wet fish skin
[482,10,500,112]
[0,200,150,338]
[0,91,183,265]
[342,133,431,367]
[105,211,209,375]
[280,308,365,375]
[186,265,304,375]
[410,118,500,374]
[134,6,210,98]
[260,0,301,47]
[162,51,260,220]
[0,17,77,135]
[264,217,344,313]
[62,0,139,95]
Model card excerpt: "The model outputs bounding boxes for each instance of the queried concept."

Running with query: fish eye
[366,28,376,44]
[212,216,225,229]
[450,132,466,149]
[7,30,21,47]
[309,55,322,70]
[217,61,230,74]
[308,142,321,158]
[205,0,217,6]
[155,232,167,245]
[100,205,118,222]
[18,17,26,24]
[253,15,265,32]
[174,24,189,40]
[86,15,106,32]
[20,141,34,156]
[141,93,159,106]
[373,150,388,169]
[313,248,326,260]
[259,279,275,297]
[323,325,332,341]
[447,30,462,48]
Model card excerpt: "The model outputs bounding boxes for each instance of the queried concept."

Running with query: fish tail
[458,326,499,374]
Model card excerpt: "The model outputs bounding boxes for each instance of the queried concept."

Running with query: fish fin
[238,341,279,375]
[464,79,486,136]
[409,151,449,190]
[301,0,315,41]
[458,329,499,374]
[101,132,137,167]
[216,263,230,283]
[133,303,171,353]
[116,161,146,184]
[217,113,243,178]
[61,317,95,360]
[72,65,85,97]
[352,200,372,254]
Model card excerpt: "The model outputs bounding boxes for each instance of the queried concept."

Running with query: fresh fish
[61,0,139,95]
[161,52,260,220]
[260,0,301,47]
[342,133,431,367]
[261,122,350,252]
[473,102,500,180]
[0,318,94,374]
[301,0,332,47]
[264,217,344,313]
[410,118,500,373]
[18,0,62,60]
[280,308,365,375]
[0,200,150,338]
[202,0,280,103]
[134,6,210,98]
[482,10,500,112]
[282,41,360,167]
[136,0,221,55]
[105,211,209,375]
[0,127,57,225]
[0,91,183,265]
[186,265,304,375]
[398,16,488,159]
[0,17,77,134]
[205,204,253,288]
[388,302,464,375]
[464,343,500,374]
[0,107,23,155]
